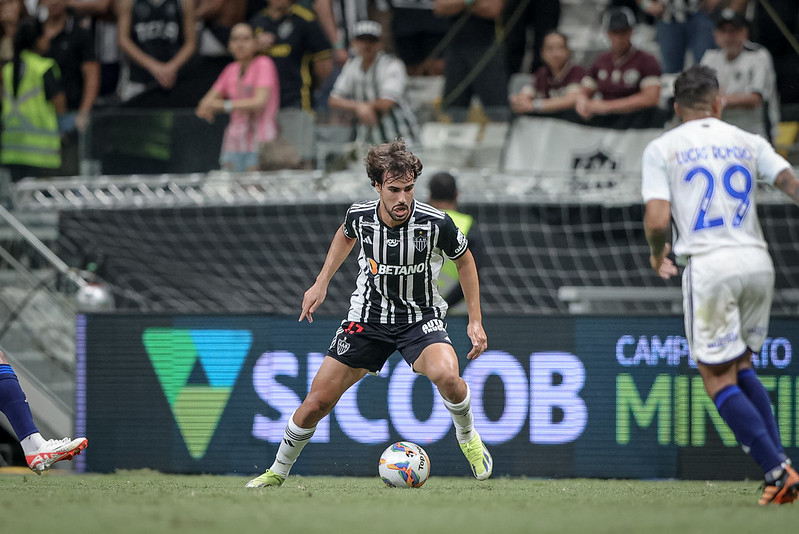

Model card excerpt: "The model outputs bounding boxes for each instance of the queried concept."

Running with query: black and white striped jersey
[342,199,468,324]
[330,51,420,146]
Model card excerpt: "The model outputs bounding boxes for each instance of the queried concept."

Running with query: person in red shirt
[509,30,586,114]
[576,6,661,120]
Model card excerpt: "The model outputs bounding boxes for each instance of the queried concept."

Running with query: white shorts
[682,247,774,365]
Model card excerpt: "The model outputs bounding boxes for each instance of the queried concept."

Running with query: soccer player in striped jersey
[246,139,492,487]
[642,65,799,505]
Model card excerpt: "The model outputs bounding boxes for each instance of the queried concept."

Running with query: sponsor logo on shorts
[707,332,738,350]
[367,258,427,276]
[422,318,446,335]
[344,321,364,335]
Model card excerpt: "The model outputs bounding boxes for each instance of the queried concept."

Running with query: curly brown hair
[364,139,423,186]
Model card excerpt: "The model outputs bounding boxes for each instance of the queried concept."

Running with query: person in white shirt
[328,20,419,146]
[700,8,778,141]
[642,64,799,506]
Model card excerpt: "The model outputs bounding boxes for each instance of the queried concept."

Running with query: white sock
[20,433,45,455]
[269,412,316,478]
[443,383,475,443]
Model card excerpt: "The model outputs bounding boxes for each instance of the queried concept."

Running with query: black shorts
[325,318,452,373]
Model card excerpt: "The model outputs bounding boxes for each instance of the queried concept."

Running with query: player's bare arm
[774,168,799,206]
[454,250,487,359]
[299,225,356,323]
[644,198,678,279]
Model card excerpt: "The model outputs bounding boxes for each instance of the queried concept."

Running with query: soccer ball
[378,441,430,488]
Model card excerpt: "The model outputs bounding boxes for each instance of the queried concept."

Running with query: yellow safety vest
[439,209,474,297]
[1,50,61,168]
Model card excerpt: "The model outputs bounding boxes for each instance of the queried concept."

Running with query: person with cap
[576,6,661,121]
[328,20,419,146]
[427,171,486,314]
[700,8,778,142]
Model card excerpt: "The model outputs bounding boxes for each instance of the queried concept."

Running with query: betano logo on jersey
[142,328,252,459]
[367,258,427,276]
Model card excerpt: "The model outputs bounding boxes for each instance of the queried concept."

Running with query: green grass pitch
[0,471,794,533]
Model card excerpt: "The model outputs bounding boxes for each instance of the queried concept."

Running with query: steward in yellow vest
[2,41,62,175]
[428,172,486,314]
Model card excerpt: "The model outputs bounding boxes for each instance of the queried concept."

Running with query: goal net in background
[32,170,799,316]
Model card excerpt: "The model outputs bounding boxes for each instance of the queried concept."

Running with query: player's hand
[299,282,327,323]
[650,244,678,279]
[465,321,487,360]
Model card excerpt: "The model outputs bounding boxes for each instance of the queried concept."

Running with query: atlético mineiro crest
[337,338,351,355]
[413,233,427,252]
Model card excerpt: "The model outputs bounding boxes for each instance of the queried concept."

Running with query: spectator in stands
[576,6,661,121]
[638,0,718,74]
[509,30,586,114]
[434,0,508,121]
[41,0,99,175]
[312,0,353,69]
[1,17,64,182]
[504,0,560,75]
[66,1,119,98]
[250,0,333,111]
[0,0,27,70]
[309,0,369,112]
[117,0,197,104]
[328,20,419,146]
[193,0,249,105]
[196,23,279,172]
[700,8,778,141]
[427,171,486,314]
[389,0,449,76]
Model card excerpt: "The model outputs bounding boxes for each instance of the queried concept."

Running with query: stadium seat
[315,124,356,171]
[406,76,445,124]
[507,72,531,98]
[473,122,510,169]
[278,108,316,161]
[775,121,799,161]
[419,122,481,168]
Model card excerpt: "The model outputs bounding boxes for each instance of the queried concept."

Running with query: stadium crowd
[0,0,797,179]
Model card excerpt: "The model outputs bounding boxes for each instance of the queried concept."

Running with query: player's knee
[303,393,337,419]
[0,350,6,364]
[432,373,462,398]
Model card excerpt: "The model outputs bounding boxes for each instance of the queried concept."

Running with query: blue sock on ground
[0,364,38,440]
[737,368,787,462]
[714,384,784,476]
